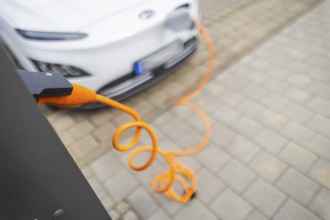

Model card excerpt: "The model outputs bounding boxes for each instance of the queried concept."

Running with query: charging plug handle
[17,69,73,99]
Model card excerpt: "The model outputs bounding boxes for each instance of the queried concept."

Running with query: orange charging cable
[39,18,215,203]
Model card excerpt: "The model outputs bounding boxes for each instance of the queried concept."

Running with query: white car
[0,0,200,107]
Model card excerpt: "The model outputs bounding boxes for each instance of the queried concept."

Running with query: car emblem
[139,10,155,20]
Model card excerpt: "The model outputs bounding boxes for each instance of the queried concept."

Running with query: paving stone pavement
[45,0,330,219]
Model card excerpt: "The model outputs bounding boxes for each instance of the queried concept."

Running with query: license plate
[134,40,183,75]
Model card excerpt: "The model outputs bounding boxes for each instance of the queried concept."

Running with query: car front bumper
[80,37,197,108]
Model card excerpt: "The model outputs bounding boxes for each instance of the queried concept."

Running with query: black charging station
[0,45,111,219]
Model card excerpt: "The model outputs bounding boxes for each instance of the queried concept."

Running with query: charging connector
[166,9,193,32]
[17,70,72,99]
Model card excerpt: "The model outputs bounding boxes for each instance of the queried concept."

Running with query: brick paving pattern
[46,0,330,219]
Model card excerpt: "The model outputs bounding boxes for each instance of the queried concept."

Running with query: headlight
[16,29,87,41]
[32,60,91,78]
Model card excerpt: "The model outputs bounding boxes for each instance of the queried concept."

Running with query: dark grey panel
[0,46,111,220]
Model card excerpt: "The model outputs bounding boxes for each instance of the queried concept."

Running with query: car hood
[1,0,151,32]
